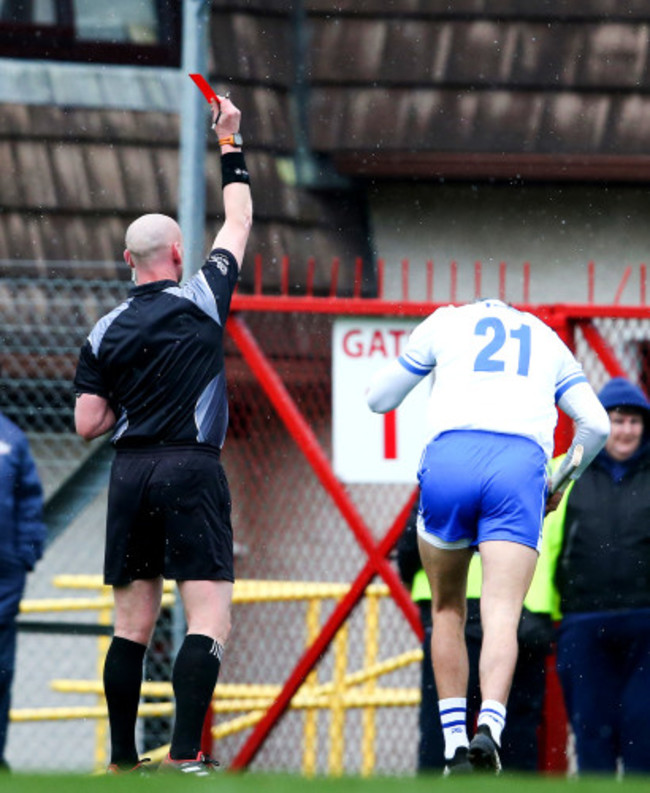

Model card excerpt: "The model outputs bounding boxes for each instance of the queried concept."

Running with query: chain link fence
[2,270,649,773]
[575,316,650,393]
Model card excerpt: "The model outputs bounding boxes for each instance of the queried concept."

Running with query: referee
[73,94,252,775]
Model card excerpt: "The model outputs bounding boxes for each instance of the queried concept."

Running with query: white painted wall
[369,183,650,306]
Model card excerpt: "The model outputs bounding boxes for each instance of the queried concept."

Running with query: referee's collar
[129,279,178,296]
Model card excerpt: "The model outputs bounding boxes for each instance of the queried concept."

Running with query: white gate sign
[332,318,431,483]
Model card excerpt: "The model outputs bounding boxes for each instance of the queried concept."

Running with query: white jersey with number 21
[398,299,587,458]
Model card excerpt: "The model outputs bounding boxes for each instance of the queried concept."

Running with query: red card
[189,73,220,105]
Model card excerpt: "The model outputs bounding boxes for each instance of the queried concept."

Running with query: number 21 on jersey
[473,316,531,376]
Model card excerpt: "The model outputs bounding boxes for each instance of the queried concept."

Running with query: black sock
[170,634,222,759]
[103,636,147,766]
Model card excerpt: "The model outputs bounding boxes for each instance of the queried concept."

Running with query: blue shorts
[417,430,547,551]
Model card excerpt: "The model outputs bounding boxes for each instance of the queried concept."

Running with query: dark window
[0,0,180,66]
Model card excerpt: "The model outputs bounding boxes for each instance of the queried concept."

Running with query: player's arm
[367,315,437,413]
[555,381,610,482]
[209,97,252,270]
[366,360,427,413]
[75,393,116,441]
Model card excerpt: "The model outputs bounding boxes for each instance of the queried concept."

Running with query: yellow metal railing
[16,577,423,774]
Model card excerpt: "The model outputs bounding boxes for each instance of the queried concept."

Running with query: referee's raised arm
[209,95,252,271]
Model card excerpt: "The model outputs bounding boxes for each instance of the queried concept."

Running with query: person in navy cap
[547,376,650,775]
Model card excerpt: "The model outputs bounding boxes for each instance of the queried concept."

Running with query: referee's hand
[211,95,241,140]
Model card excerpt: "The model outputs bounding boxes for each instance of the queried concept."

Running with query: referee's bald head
[125,214,182,263]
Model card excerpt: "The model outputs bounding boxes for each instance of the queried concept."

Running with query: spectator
[367,299,609,773]
[73,93,252,775]
[397,501,557,773]
[547,376,650,775]
[0,412,46,772]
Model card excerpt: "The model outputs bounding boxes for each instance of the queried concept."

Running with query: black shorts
[104,444,233,586]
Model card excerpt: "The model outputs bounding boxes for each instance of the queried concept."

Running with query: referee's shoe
[159,752,220,776]
[106,758,152,775]
[468,725,502,774]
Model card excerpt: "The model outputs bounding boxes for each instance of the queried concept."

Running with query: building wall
[369,182,650,305]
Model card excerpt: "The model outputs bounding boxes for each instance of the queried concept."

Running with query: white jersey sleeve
[397,310,440,376]
[395,300,592,458]
[366,359,426,413]
[555,382,610,478]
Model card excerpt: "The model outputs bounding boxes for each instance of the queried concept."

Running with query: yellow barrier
[48,576,391,602]
[20,594,177,612]
[16,577,423,775]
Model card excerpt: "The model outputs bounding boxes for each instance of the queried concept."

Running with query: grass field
[2,771,647,793]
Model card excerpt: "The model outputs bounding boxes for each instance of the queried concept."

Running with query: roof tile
[83,145,127,210]
[50,144,94,210]
[15,143,58,208]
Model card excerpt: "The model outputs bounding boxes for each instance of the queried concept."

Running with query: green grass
[2,771,649,793]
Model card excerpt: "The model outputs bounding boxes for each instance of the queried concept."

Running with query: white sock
[438,697,469,760]
[477,699,506,746]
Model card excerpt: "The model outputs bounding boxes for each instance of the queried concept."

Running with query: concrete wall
[369,183,650,306]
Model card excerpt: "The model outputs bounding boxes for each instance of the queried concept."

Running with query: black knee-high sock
[170,634,222,759]
[103,636,147,766]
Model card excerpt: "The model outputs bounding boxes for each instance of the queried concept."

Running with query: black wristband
[221,151,250,188]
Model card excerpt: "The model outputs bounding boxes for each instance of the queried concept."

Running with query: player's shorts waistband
[114,441,221,459]
[433,428,544,455]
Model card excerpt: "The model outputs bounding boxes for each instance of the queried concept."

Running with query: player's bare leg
[418,538,474,772]
[418,540,474,697]
[470,539,538,771]
[478,540,537,704]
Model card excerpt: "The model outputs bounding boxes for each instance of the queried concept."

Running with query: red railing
[242,256,649,307]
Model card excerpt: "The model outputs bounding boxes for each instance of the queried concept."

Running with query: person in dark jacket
[547,376,650,775]
[0,412,46,771]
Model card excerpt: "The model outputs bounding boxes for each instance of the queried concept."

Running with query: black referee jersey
[74,248,239,449]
